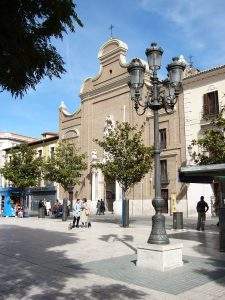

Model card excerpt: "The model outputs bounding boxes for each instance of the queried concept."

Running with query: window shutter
[214,90,219,114]
[203,93,209,115]
[164,130,167,149]
[203,91,219,116]
[160,129,167,149]
[160,160,168,183]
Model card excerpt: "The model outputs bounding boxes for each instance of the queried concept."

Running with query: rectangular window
[50,147,55,158]
[38,149,42,158]
[159,128,167,149]
[203,91,219,117]
[160,160,168,184]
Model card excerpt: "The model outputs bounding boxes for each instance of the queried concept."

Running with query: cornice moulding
[80,75,129,101]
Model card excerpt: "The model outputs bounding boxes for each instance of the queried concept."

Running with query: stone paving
[85,254,225,295]
[0,215,224,299]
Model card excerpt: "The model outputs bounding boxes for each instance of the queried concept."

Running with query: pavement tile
[0,215,224,299]
[83,254,225,295]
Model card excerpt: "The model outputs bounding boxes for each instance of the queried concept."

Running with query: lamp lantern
[167,57,186,85]
[145,42,163,70]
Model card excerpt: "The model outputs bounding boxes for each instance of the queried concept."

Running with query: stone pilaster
[113,181,122,216]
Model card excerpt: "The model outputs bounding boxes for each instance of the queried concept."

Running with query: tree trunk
[62,198,68,221]
[21,189,26,217]
[121,188,129,227]
[67,186,74,211]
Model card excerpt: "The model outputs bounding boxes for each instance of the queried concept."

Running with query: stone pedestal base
[137,243,183,272]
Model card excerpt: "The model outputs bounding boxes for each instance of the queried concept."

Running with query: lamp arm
[138,98,148,108]
[164,103,175,115]
[135,105,148,116]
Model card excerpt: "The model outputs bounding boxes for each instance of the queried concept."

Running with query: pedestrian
[52,199,61,218]
[38,200,45,218]
[72,199,82,228]
[45,200,51,216]
[17,204,23,218]
[96,200,101,215]
[80,198,91,228]
[43,199,48,216]
[196,196,209,231]
[100,199,105,215]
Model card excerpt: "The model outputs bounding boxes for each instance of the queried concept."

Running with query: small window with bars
[38,149,42,158]
[159,128,167,150]
[203,91,219,117]
[50,147,55,158]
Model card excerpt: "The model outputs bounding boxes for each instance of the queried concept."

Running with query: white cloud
[139,0,225,54]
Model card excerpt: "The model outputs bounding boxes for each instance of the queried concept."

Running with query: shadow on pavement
[169,228,225,288]
[0,225,88,299]
[168,230,219,253]
[99,234,136,253]
[31,283,147,300]
[194,261,225,289]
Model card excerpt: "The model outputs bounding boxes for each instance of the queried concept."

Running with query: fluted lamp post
[128,43,185,245]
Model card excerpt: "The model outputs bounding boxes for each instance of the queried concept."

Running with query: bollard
[173,212,183,229]
[219,207,225,252]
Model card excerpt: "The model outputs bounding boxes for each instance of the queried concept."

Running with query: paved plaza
[0,215,225,299]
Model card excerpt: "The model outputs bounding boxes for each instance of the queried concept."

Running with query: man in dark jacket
[196,196,209,231]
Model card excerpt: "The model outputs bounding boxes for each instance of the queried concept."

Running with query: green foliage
[43,141,87,191]
[192,110,225,165]
[0,143,42,189]
[95,122,154,192]
[0,0,83,97]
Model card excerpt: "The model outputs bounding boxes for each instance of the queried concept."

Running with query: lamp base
[148,213,169,244]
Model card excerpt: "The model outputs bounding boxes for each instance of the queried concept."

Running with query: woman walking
[80,198,91,228]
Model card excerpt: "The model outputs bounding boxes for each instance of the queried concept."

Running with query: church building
[59,38,187,216]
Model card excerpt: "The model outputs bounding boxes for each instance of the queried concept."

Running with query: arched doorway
[105,177,115,212]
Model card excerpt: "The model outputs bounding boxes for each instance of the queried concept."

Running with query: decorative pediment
[80,38,129,96]
[98,38,128,63]
[59,101,81,118]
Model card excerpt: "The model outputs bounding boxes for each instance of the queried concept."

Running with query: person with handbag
[81,198,91,228]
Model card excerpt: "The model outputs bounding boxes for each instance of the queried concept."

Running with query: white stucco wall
[0,133,35,187]
[183,68,225,217]
[184,73,225,154]
[0,139,21,187]
[186,183,214,217]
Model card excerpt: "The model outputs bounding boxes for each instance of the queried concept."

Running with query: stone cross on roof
[109,24,114,38]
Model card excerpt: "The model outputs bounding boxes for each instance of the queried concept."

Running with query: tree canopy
[192,110,225,165]
[0,143,42,189]
[95,122,154,193]
[43,141,87,192]
[0,0,83,97]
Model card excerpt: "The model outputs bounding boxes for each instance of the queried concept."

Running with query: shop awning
[179,163,225,183]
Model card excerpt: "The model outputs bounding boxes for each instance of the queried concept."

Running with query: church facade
[59,38,187,216]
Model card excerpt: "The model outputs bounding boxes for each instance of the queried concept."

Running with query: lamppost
[127,42,185,245]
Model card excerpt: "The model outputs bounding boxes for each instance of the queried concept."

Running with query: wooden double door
[161,189,168,213]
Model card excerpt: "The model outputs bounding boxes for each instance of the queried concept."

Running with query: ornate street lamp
[127,42,185,244]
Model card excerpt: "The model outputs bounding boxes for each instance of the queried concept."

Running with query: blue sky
[1,0,225,138]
